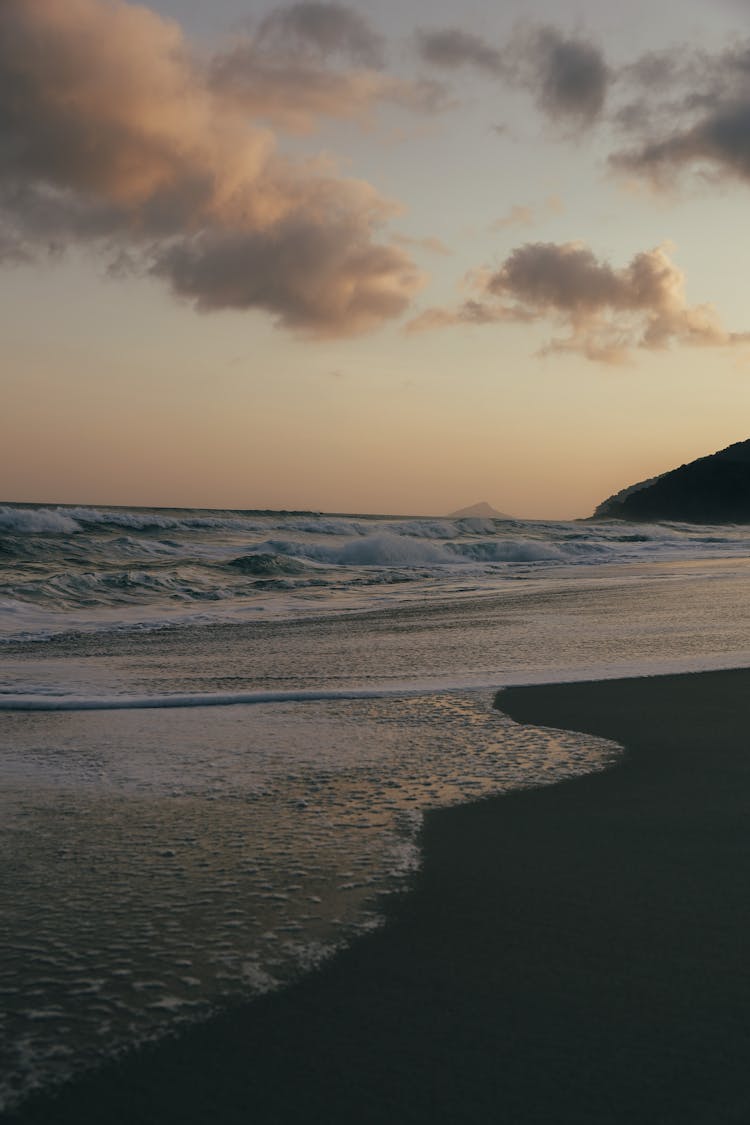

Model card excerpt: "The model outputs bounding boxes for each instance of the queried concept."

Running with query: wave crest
[0,507,81,534]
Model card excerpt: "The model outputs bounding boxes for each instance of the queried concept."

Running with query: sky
[2,0,750,518]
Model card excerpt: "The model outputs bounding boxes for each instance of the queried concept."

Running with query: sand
[8,668,750,1124]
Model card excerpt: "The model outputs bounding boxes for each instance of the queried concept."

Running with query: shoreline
[8,667,750,1124]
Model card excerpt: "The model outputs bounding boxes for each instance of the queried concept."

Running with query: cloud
[408,242,748,363]
[611,40,750,188]
[209,1,450,135]
[392,233,451,255]
[254,2,385,69]
[153,217,422,337]
[415,29,505,76]
[516,26,609,127]
[614,105,750,186]
[490,198,562,231]
[210,42,446,135]
[0,224,31,264]
[492,205,535,230]
[0,0,424,336]
[415,23,610,127]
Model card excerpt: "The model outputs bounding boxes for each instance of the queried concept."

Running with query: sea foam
[5,503,750,643]
[0,690,619,1112]
[0,507,81,534]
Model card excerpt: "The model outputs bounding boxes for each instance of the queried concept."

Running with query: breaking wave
[0,507,81,534]
[4,502,750,640]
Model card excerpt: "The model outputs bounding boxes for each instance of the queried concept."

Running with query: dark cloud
[255,2,385,68]
[415,23,609,128]
[0,183,128,246]
[408,242,747,363]
[614,103,750,183]
[414,29,505,76]
[618,48,698,93]
[0,0,424,337]
[611,40,750,187]
[520,26,609,126]
[153,219,420,336]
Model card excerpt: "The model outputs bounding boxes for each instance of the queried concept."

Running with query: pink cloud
[0,0,424,336]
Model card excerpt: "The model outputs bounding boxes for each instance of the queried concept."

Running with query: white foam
[0,687,427,711]
[0,689,619,1112]
[249,533,453,567]
[450,538,565,562]
[6,647,750,713]
[0,507,81,534]
[325,533,454,567]
[6,505,750,650]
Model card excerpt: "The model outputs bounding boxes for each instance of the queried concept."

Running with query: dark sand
[8,668,750,1124]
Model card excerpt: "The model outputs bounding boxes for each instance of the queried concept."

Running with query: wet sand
[8,668,750,1124]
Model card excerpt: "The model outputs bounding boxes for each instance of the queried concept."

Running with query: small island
[448,501,512,519]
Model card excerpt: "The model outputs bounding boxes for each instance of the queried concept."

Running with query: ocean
[3,502,750,1111]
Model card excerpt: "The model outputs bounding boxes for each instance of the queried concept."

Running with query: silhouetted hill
[594,440,750,523]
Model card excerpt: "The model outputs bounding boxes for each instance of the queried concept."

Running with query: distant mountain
[448,501,512,519]
[594,439,750,522]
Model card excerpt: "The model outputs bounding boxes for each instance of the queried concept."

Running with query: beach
[7,0,750,1115]
[8,665,750,1124]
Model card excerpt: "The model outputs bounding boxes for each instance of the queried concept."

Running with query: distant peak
[448,501,511,519]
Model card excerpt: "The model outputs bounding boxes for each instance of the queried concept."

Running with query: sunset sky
[3,0,750,518]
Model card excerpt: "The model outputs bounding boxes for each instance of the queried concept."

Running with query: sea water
[3,504,750,1109]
